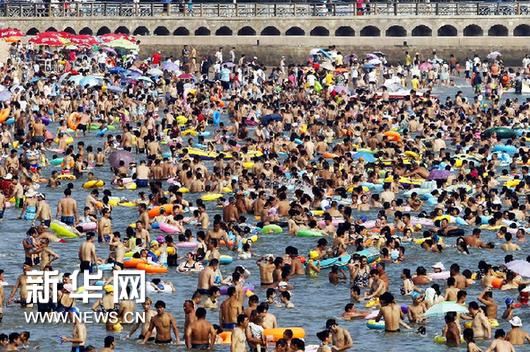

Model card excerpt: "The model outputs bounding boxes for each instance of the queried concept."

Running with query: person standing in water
[140,300,180,345]
[61,309,87,352]
[56,188,78,226]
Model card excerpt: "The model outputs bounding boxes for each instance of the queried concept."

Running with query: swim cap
[156,235,165,244]
[410,291,421,300]
[150,240,159,246]
[103,285,114,293]
[505,297,514,307]
[309,251,319,260]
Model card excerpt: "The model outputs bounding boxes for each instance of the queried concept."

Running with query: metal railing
[0,2,528,18]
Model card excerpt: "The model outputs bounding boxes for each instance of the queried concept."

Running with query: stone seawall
[139,37,529,66]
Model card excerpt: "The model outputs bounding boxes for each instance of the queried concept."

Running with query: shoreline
[139,41,529,66]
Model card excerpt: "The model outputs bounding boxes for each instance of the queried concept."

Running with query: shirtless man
[129,298,157,340]
[501,233,521,252]
[220,287,242,330]
[61,309,87,351]
[445,313,461,347]
[57,188,78,225]
[485,329,516,352]
[450,263,468,289]
[141,300,180,344]
[109,232,126,270]
[35,193,52,227]
[197,259,219,295]
[183,300,197,336]
[325,319,353,351]
[506,316,530,346]
[231,314,248,352]
[37,238,59,270]
[56,188,78,226]
[98,209,112,243]
[100,336,116,352]
[468,301,492,339]
[7,264,30,306]
[135,160,150,188]
[185,307,216,350]
[375,292,406,332]
[79,233,98,272]
[207,222,229,248]
[444,277,459,302]
[478,289,498,319]
[256,302,277,329]
[464,228,491,249]
[257,256,275,286]
[364,269,386,301]
[223,198,239,223]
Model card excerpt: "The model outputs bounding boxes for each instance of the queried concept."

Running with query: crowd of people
[0,35,528,352]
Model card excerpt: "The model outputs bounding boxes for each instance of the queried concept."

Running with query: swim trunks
[71,346,86,352]
[80,261,92,272]
[42,219,51,227]
[136,179,148,188]
[77,124,87,132]
[25,256,40,266]
[15,198,23,208]
[385,329,401,333]
[197,288,210,295]
[155,339,172,344]
[222,323,236,330]
[191,343,210,350]
[61,216,75,225]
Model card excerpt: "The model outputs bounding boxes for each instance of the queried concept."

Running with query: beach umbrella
[372,51,385,57]
[425,302,468,317]
[10,85,24,93]
[65,45,78,50]
[333,85,349,94]
[363,63,375,70]
[487,51,502,60]
[162,61,179,72]
[29,35,67,46]
[80,76,102,87]
[106,39,138,50]
[367,58,382,66]
[261,113,282,125]
[101,47,117,55]
[0,90,12,102]
[68,75,84,84]
[320,61,335,71]
[109,150,134,169]
[344,54,357,64]
[108,66,127,75]
[106,85,124,93]
[125,70,141,78]
[506,260,530,277]
[222,62,236,68]
[147,68,163,77]
[136,76,153,83]
[99,33,136,43]
[70,34,99,47]
[178,73,193,79]
[419,62,433,72]
[428,169,451,180]
[353,151,376,163]
[0,28,24,38]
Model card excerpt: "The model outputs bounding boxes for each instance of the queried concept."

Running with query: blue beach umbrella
[424,302,468,317]
[353,151,376,163]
